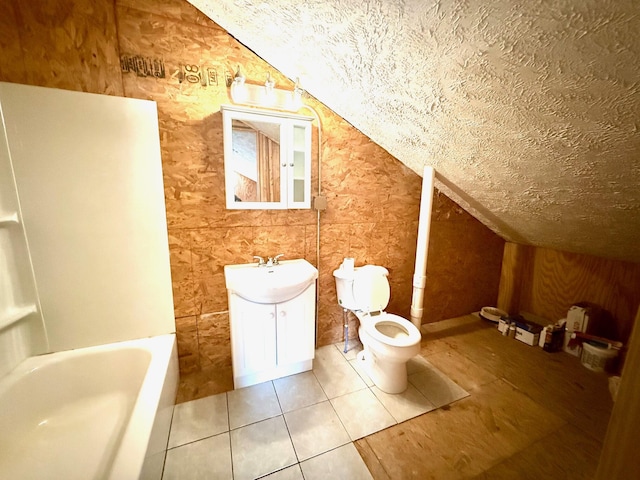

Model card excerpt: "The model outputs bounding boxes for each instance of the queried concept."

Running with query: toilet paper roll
[342,257,355,272]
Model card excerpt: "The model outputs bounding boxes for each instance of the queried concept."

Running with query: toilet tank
[333,265,390,312]
[333,267,358,310]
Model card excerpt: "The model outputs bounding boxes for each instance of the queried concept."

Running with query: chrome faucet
[254,254,284,267]
[264,254,285,267]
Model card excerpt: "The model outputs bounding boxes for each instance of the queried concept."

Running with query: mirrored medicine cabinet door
[221,105,313,210]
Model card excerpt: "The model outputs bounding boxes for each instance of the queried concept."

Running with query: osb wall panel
[118,0,212,26]
[321,190,497,337]
[1,0,505,376]
[500,242,640,344]
[0,1,26,84]
[422,191,505,323]
[5,0,123,95]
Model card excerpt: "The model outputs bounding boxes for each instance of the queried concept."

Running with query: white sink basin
[224,259,318,304]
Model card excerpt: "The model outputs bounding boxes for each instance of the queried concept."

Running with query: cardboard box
[567,305,589,332]
[520,311,550,327]
[515,327,540,346]
[514,319,543,346]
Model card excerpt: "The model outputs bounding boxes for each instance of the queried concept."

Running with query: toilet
[333,263,421,394]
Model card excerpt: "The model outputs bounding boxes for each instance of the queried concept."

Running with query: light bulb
[230,66,247,103]
[263,72,276,105]
[290,77,304,110]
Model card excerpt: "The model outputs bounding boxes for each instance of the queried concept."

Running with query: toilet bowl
[333,263,421,394]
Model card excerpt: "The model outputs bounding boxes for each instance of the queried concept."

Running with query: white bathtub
[0,334,179,480]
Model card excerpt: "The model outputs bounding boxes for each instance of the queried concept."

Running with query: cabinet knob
[269,312,275,319]
[281,163,286,167]
[289,163,294,167]
[280,310,286,317]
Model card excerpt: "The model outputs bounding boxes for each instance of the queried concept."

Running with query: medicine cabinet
[221,105,313,209]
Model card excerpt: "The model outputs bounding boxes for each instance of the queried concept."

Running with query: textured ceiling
[189,0,640,263]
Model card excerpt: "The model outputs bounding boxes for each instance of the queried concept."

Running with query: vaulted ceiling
[189,0,640,263]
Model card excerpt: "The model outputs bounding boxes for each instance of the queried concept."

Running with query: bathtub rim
[0,333,178,480]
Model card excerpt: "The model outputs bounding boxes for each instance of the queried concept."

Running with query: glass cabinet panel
[292,125,308,204]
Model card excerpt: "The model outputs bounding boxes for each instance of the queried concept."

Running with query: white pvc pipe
[410,165,435,330]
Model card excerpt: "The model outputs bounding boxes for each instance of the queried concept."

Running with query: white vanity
[224,259,318,389]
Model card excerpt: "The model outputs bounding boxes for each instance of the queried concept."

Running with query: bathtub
[0,334,179,480]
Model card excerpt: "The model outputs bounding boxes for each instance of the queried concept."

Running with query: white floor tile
[262,464,304,479]
[336,340,363,360]
[299,443,373,480]
[168,392,228,448]
[230,416,297,480]
[313,345,367,399]
[330,388,396,440]
[349,354,375,387]
[406,354,433,375]
[408,364,470,408]
[371,383,436,423]
[163,433,232,480]
[227,381,282,430]
[165,351,467,478]
[284,401,351,461]
[273,371,327,413]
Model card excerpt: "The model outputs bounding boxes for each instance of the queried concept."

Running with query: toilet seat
[351,267,421,347]
[363,313,421,347]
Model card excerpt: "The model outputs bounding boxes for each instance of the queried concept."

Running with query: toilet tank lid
[357,265,389,276]
[333,264,388,280]
[353,265,390,312]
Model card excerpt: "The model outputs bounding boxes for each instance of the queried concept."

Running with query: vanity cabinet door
[276,286,315,366]
[230,297,277,378]
[284,122,312,208]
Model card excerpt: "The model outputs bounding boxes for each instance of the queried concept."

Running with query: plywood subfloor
[355,314,614,479]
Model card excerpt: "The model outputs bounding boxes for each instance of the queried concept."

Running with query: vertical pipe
[299,104,322,349]
[410,165,435,329]
[343,308,349,353]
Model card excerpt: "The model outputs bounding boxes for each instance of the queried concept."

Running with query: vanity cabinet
[228,284,316,389]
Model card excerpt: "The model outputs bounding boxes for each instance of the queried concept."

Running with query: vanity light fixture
[228,65,304,112]
[263,72,276,105]
[291,78,304,111]
[230,65,248,103]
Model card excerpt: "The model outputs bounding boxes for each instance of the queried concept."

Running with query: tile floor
[162,342,469,479]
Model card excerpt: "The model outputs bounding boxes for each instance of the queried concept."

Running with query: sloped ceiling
[189,0,640,263]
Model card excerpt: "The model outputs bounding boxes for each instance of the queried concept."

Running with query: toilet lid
[352,265,390,313]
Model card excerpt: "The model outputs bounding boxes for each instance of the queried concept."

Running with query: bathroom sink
[224,259,318,304]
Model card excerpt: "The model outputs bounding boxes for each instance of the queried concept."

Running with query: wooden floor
[355,315,614,479]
